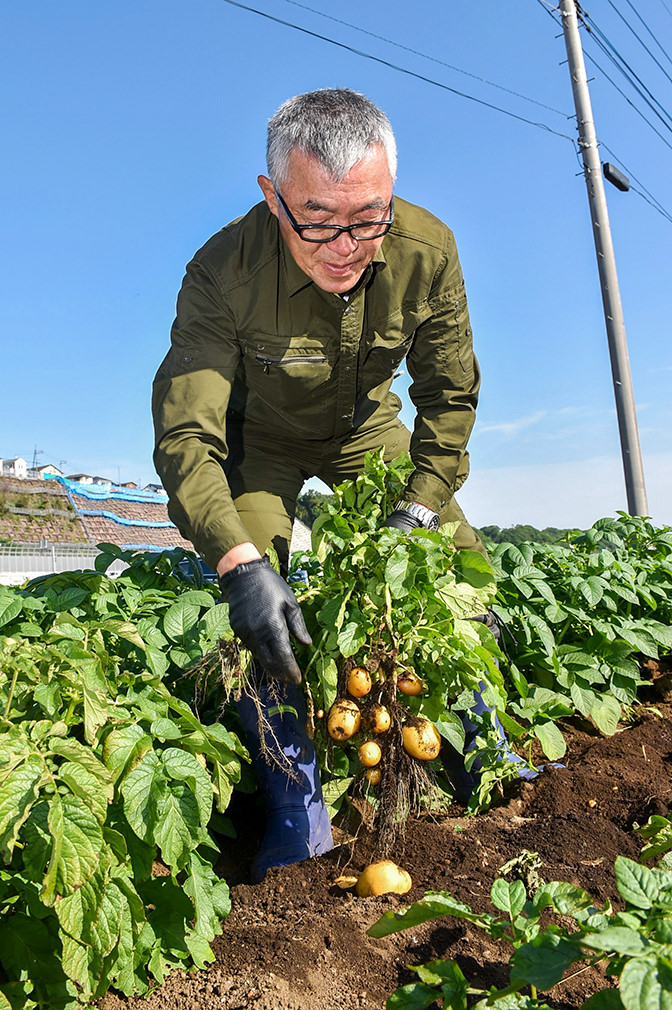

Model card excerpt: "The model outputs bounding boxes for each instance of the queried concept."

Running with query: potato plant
[0,548,247,1010]
[289,456,672,826]
[289,452,533,828]
[369,854,672,1010]
[490,516,672,739]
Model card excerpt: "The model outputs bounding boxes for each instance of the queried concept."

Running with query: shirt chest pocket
[240,332,333,405]
[361,301,431,387]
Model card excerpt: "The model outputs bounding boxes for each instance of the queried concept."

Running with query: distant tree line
[295,491,577,545]
[475,524,578,545]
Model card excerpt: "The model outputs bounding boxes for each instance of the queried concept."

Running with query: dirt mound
[99,687,672,1010]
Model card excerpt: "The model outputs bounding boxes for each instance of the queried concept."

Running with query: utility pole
[559,0,648,516]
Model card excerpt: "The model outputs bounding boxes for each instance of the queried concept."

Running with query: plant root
[189,640,301,782]
[333,655,442,858]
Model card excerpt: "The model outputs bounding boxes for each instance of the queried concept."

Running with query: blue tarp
[46,474,169,505]
[69,506,175,529]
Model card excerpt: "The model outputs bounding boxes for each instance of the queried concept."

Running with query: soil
[99,669,672,1010]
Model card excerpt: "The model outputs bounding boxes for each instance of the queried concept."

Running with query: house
[67,473,95,485]
[120,481,138,489]
[2,457,28,479]
[143,483,167,495]
[28,464,63,480]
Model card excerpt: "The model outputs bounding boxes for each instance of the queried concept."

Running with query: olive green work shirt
[152,196,481,568]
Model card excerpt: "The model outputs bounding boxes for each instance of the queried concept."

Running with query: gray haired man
[153,88,487,879]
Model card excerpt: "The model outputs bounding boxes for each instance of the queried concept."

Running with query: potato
[347,666,372,698]
[327,699,361,741]
[358,740,382,767]
[367,703,391,734]
[365,767,382,785]
[356,860,412,897]
[397,673,423,696]
[402,719,441,760]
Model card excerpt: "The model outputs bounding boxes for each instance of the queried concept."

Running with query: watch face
[427,515,440,531]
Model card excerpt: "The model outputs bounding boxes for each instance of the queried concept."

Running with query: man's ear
[257,175,278,217]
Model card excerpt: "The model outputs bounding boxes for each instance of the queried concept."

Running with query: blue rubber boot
[444,611,544,803]
[235,681,333,883]
[460,682,539,797]
[447,682,564,804]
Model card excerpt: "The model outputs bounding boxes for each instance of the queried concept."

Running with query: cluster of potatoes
[323,665,442,777]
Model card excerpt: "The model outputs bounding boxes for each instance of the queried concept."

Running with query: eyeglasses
[275,191,394,244]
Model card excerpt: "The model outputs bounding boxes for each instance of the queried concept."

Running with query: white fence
[0,542,126,585]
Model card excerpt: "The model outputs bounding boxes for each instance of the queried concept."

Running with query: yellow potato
[358,740,382,767]
[347,666,372,698]
[402,719,441,760]
[356,860,412,897]
[327,699,361,741]
[367,704,391,734]
[397,673,423,696]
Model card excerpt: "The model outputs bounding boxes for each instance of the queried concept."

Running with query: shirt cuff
[195,516,254,571]
[403,471,453,514]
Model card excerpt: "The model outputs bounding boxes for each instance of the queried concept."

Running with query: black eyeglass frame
[275,191,394,244]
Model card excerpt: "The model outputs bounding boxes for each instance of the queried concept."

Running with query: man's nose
[327,230,359,255]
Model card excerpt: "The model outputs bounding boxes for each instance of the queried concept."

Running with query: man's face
[258,146,394,295]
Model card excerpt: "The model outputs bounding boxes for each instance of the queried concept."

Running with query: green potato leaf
[43,793,104,903]
[510,932,583,989]
[615,858,663,910]
[163,600,201,642]
[0,751,45,860]
[619,954,672,1010]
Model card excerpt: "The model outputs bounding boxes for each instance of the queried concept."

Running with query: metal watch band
[394,499,441,531]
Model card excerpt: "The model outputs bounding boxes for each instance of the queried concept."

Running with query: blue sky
[2,0,670,530]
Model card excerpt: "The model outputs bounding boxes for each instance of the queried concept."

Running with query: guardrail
[0,542,126,584]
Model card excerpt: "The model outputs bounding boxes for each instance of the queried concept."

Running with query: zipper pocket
[256,353,327,374]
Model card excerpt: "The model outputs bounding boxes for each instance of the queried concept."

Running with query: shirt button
[341,414,349,420]
[344,365,351,372]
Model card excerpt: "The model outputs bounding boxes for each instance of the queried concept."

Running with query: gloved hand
[382,507,424,533]
[381,499,440,533]
[219,557,312,684]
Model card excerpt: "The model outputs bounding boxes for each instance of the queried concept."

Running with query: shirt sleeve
[403,237,481,512]
[152,258,252,568]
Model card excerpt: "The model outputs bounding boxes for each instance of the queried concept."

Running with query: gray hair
[266,88,397,186]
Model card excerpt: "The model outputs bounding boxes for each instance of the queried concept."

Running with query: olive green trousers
[224,412,484,573]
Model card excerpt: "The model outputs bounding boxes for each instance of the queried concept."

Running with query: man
[153,88,488,880]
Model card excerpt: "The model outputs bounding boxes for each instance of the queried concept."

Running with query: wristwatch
[394,499,441,531]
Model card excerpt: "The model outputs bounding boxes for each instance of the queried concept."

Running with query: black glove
[219,557,312,684]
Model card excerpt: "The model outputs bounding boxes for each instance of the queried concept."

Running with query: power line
[580,8,672,132]
[583,47,672,152]
[220,0,576,143]
[535,0,563,26]
[282,0,569,119]
[657,0,672,22]
[533,2,672,226]
[600,141,672,222]
[222,0,672,227]
[615,0,672,72]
